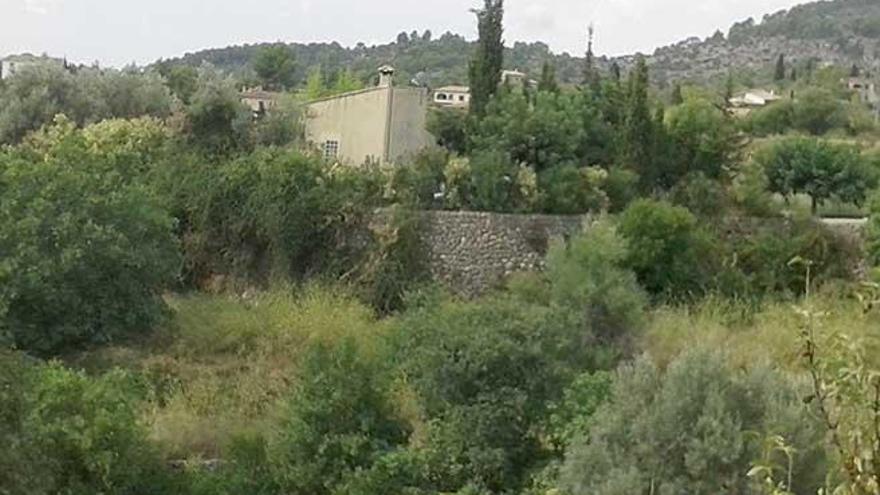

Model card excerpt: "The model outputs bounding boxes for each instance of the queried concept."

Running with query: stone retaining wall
[414,210,588,296]
[400,212,868,297]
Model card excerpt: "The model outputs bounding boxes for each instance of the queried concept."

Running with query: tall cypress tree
[538,61,559,93]
[583,24,600,92]
[774,54,786,81]
[621,55,655,190]
[468,0,505,118]
[610,62,622,85]
[670,83,684,105]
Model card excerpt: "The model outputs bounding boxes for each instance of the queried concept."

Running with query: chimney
[378,65,395,87]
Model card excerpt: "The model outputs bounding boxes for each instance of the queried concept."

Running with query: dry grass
[67,284,389,459]
[641,289,880,371]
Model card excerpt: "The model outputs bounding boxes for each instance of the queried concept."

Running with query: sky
[1,0,810,67]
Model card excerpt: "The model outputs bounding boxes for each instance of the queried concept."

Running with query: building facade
[433,86,470,108]
[304,66,434,166]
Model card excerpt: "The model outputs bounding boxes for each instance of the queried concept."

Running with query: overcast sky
[1,0,809,67]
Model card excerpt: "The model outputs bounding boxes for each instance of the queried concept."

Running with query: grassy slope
[65,281,880,461]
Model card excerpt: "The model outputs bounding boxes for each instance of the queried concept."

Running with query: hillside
[157,0,880,87]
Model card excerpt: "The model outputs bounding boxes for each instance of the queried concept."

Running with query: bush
[663,97,741,188]
[559,350,827,495]
[729,219,856,296]
[0,120,180,355]
[670,172,729,218]
[744,100,794,136]
[390,148,448,208]
[618,199,718,300]
[390,297,597,493]
[26,365,174,494]
[270,338,409,495]
[867,191,880,266]
[0,351,51,494]
[792,88,846,136]
[166,147,383,286]
[545,219,646,346]
[427,107,468,154]
[538,165,609,214]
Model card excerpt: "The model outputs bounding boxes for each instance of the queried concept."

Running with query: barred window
[323,140,339,160]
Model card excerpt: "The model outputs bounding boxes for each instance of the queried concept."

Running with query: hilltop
[156,0,880,87]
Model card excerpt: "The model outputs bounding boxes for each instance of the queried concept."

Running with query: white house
[433,86,470,108]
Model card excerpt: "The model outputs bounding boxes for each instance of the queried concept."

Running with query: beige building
[433,85,470,108]
[304,66,434,166]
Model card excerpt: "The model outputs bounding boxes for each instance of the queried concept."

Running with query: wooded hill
[156,0,880,87]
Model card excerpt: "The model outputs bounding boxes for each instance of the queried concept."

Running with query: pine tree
[851,64,862,78]
[622,55,655,190]
[774,54,786,81]
[468,0,505,118]
[790,67,797,82]
[538,61,559,93]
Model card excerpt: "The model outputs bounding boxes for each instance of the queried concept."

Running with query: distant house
[729,89,782,107]
[304,66,434,166]
[501,69,528,87]
[240,87,280,115]
[430,69,529,110]
[433,85,470,108]
[846,77,879,106]
[0,54,65,79]
[728,89,783,117]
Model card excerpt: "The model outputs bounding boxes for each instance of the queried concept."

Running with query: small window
[323,140,339,160]
[458,95,466,101]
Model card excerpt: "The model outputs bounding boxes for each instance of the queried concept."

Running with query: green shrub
[603,166,639,213]
[618,199,719,300]
[867,191,880,267]
[545,219,646,346]
[390,148,448,208]
[744,100,794,136]
[354,206,428,314]
[544,371,612,451]
[390,297,596,493]
[0,121,180,355]
[538,164,609,214]
[0,351,52,494]
[166,147,383,286]
[792,88,846,136]
[270,338,409,495]
[670,172,729,218]
[559,350,827,495]
[23,364,175,495]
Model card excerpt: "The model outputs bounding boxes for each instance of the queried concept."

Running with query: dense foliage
[4,3,880,493]
[0,118,180,355]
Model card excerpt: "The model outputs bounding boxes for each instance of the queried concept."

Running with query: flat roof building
[304,66,434,166]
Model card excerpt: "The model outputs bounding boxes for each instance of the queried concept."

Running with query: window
[436,93,448,101]
[323,140,339,160]
[458,95,466,102]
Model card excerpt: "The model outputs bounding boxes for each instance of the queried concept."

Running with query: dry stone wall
[413,210,587,297]
[371,210,868,298]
